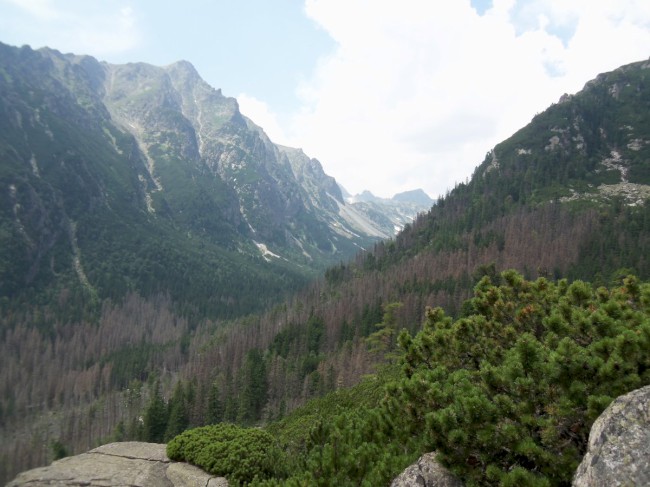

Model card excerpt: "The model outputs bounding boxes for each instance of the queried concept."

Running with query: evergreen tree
[366,302,403,360]
[306,312,325,353]
[143,381,168,443]
[127,415,145,441]
[238,349,268,424]
[164,381,189,441]
[112,420,126,442]
[222,371,238,423]
[206,380,224,424]
[50,440,68,461]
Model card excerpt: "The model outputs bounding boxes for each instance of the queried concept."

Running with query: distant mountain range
[340,187,434,235]
[0,41,430,317]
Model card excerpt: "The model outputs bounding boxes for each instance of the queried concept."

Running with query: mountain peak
[168,59,196,70]
[355,190,377,202]
[392,189,433,206]
[165,59,200,79]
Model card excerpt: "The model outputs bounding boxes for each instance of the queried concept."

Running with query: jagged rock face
[1,40,419,309]
[573,385,650,487]
[390,452,463,487]
[6,442,229,487]
[101,56,384,254]
[344,188,434,235]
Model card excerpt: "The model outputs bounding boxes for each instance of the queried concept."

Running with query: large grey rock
[573,385,650,487]
[6,441,229,486]
[390,452,463,487]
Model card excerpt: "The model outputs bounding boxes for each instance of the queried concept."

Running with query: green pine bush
[166,423,286,485]
[386,271,650,485]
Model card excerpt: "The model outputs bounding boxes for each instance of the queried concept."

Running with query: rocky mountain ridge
[342,187,434,235]
[99,55,382,257]
[0,41,427,315]
[475,58,650,209]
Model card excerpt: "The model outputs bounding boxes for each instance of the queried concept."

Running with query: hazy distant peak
[392,189,433,205]
[356,190,378,202]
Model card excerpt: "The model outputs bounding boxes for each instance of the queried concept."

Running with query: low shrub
[167,423,285,485]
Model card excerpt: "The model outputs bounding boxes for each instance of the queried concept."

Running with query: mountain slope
[101,58,390,258]
[383,57,650,282]
[0,44,298,319]
[172,57,650,429]
[0,42,400,318]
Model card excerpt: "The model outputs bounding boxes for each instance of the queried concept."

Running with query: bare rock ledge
[6,441,228,487]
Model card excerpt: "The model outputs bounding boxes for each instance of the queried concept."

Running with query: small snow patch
[254,241,281,262]
[29,154,40,177]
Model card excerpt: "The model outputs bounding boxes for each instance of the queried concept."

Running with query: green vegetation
[265,367,397,459]
[169,271,650,486]
[237,349,268,424]
[389,271,650,485]
[257,368,418,486]
[167,424,286,485]
[49,440,68,461]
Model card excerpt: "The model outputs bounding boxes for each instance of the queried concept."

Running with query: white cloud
[277,0,650,198]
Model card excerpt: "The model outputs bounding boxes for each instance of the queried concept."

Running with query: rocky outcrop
[6,442,228,487]
[390,452,463,487]
[573,385,650,487]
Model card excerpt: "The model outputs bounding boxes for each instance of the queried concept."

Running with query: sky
[1,1,649,199]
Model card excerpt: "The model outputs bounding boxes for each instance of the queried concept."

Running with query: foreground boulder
[573,385,650,486]
[390,452,463,487]
[6,441,228,486]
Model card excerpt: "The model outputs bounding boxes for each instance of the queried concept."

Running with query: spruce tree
[237,349,268,423]
[164,381,189,441]
[143,381,168,443]
[206,380,224,424]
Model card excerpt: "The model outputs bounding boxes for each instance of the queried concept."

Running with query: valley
[1,42,649,485]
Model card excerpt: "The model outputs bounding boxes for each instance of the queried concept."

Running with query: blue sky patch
[509,1,578,46]
[470,0,493,16]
